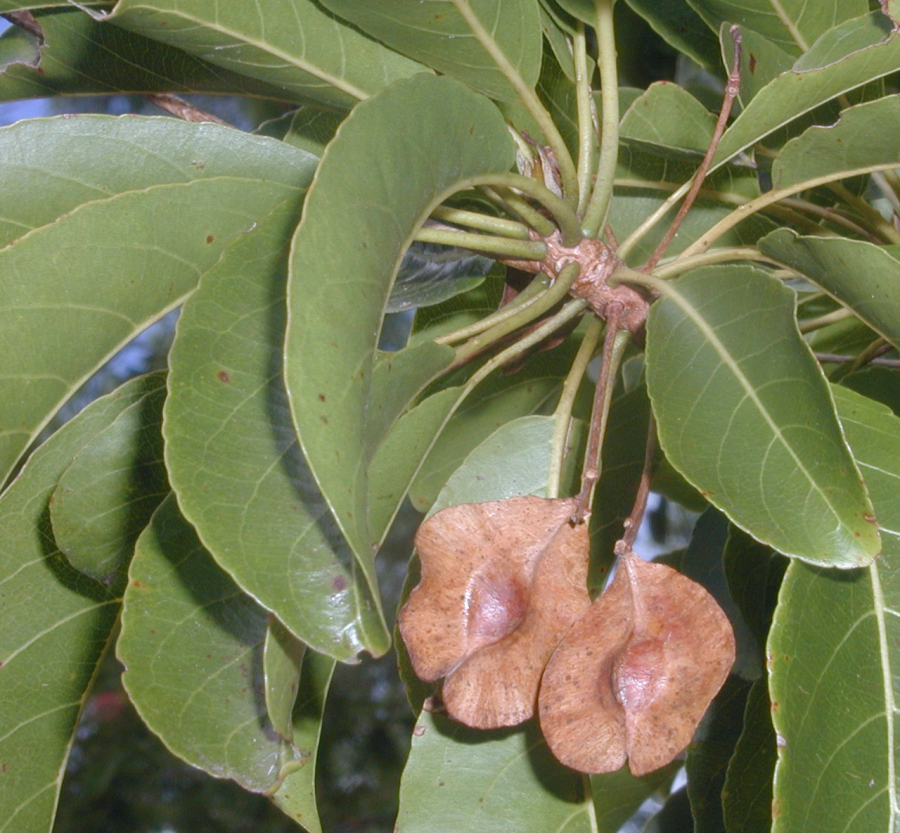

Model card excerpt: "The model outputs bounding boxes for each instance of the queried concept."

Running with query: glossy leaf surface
[0,374,160,833]
[687,0,867,54]
[646,265,879,567]
[0,9,297,102]
[50,375,167,583]
[768,384,900,833]
[760,229,900,350]
[285,74,513,589]
[119,494,332,821]
[319,0,542,103]
[108,0,427,108]
[164,194,387,660]
[0,115,313,485]
[713,29,900,169]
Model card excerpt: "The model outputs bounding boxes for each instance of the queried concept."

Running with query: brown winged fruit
[398,496,591,729]
[538,550,735,775]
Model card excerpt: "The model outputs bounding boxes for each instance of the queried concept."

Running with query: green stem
[573,23,595,216]
[829,183,900,244]
[414,227,546,260]
[581,0,620,238]
[484,173,583,244]
[798,307,855,334]
[450,0,580,206]
[652,247,777,280]
[431,206,531,239]
[829,337,890,382]
[461,297,588,390]
[489,186,559,237]
[547,316,603,499]
[434,274,551,345]
[452,262,584,365]
[678,162,900,257]
[615,180,692,262]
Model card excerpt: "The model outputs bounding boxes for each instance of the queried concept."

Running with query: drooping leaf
[0,373,161,833]
[687,0,868,55]
[0,8,299,102]
[0,115,315,485]
[712,27,900,170]
[50,374,167,584]
[318,0,543,103]
[767,384,900,833]
[539,550,735,776]
[263,617,306,744]
[722,678,777,833]
[645,264,880,568]
[119,494,333,818]
[163,196,388,660]
[759,229,900,351]
[843,366,900,417]
[107,0,428,109]
[285,74,514,599]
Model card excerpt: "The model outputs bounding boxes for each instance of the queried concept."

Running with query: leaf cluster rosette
[398,495,591,729]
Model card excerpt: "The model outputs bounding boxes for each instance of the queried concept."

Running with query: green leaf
[49,373,167,584]
[620,81,717,153]
[722,526,786,655]
[713,29,900,170]
[0,14,41,71]
[759,229,900,351]
[610,192,773,266]
[645,264,880,568]
[722,678,777,833]
[843,367,900,417]
[590,764,679,833]
[285,73,514,601]
[408,341,585,513]
[0,9,300,102]
[686,677,752,833]
[687,0,868,55]
[263,617,306,743]
[119,494,333,813]
[767,384,900,833]
[771,95,900,191]
[318,0,543,103]
[396,714,592,833]
[254,104,344,158]
[0,115,315,485]
[723,24,795,105]
[0,373,160,833]
[108,0,428,108]
[550,0,594,26]
[624,0,720,70]
[163,197,385,661]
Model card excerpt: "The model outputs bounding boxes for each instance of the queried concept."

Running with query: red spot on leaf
[332,575,347,592]
[749,55,757,72]
[217,371,230,383]
[206,235,215,244]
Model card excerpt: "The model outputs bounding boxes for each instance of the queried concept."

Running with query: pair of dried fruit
[398,495,735,776]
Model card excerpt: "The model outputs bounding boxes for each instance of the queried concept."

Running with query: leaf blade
[645,265,880,568]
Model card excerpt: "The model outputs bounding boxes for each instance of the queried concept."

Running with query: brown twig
[816,349,900,369]
[143,94,230,125]
[615,415,656,555]
[641,26,743,270]
[3,11,43,39]
[573,305,625,523]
